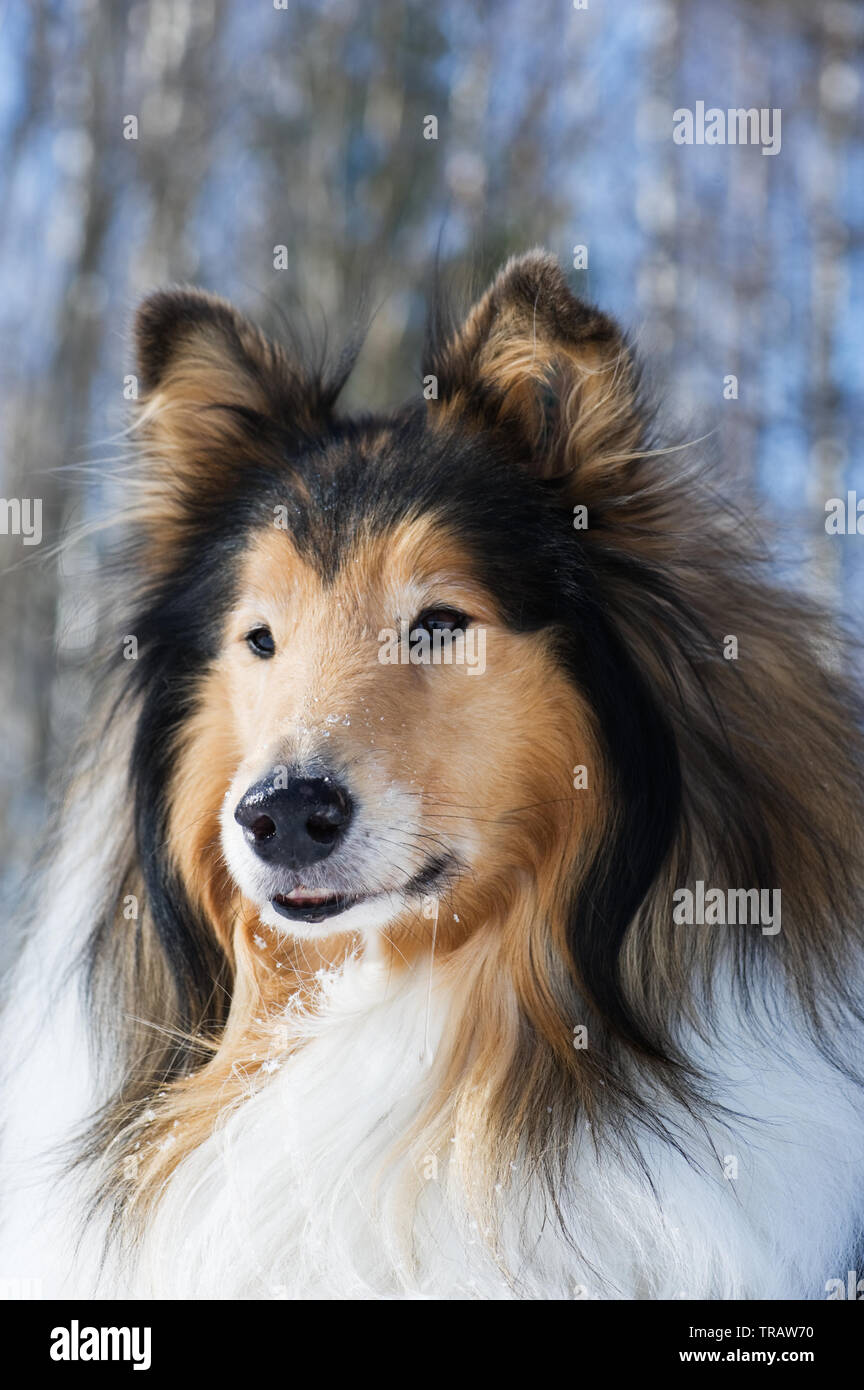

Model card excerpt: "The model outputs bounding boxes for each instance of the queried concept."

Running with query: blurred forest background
[0,0,862,903]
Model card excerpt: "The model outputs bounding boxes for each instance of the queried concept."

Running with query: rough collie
[2,251,864,1300]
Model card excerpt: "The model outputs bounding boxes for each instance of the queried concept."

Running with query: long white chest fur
[6,947,860,1300]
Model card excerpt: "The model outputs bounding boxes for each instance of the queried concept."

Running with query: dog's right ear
[135,288,278,397]
[133,286,336,449]
[129,288,344,569]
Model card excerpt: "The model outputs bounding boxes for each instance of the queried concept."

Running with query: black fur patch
[126,539,238,1057]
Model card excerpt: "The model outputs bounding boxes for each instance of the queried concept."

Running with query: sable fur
[2,251,864,1299]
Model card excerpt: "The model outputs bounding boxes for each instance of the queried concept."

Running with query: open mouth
[268,855,455,927]
[271,890,368,924]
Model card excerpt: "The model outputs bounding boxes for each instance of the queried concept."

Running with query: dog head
[127,252,680,1050]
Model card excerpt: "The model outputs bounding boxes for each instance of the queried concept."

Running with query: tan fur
[95,255,864,1272]
[112,513,607,1225]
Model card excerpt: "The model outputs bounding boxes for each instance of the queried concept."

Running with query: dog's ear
[129,289,342,568]
[134,286,335,437]
[136,288,276,397]
[424,251,642,489]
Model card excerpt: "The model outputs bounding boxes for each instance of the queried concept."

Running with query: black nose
[234,774,353,869]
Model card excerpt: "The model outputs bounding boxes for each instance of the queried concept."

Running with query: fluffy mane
[52,252,864,1293]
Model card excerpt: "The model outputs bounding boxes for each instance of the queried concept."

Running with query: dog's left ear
[424,250,641,487]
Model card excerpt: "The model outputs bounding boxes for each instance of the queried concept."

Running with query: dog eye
[412,607,469,635]
[246,626,276,658]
